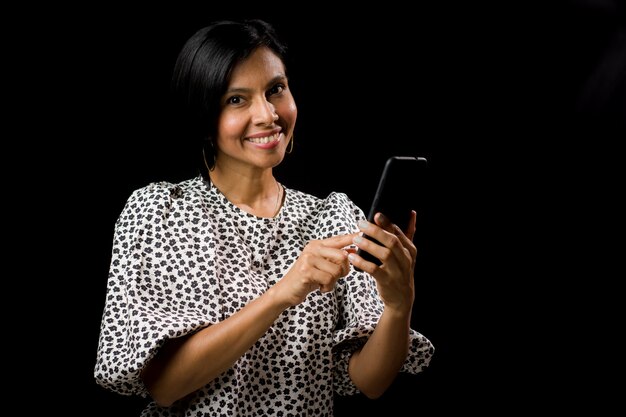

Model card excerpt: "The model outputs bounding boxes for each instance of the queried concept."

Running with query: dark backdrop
[21,1,624,415]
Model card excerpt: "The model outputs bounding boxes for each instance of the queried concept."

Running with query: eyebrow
[224,75,287,95]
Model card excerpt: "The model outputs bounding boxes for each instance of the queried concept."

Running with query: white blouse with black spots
[94,175,434,417]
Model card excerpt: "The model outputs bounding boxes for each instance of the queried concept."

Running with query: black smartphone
[356,156,428,266]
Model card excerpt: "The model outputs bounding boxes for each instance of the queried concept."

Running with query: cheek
[218,112,247,138]
[278,100,298,125]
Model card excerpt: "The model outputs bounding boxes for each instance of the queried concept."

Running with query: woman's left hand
[349,211,417,313]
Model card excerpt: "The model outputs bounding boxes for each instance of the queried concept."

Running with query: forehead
[229,47,286,83]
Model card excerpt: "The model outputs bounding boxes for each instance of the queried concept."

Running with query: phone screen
[356,156,428,266]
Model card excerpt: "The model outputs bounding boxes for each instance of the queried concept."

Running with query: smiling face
[214,46,297,172]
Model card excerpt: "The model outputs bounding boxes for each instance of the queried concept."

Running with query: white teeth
[248,133,280,144]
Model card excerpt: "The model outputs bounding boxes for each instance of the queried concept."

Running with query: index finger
[321,232,360,249]
[404,210,417,241]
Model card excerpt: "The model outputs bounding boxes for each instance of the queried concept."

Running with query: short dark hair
[171,19,288,172]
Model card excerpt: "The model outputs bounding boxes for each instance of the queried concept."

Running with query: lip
[246,127,282,139]
[247,132,283,149]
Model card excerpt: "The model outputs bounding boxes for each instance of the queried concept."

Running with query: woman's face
[215,46,297,171]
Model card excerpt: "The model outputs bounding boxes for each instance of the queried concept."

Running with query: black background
[17,1,624,415]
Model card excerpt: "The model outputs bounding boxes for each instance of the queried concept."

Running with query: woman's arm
[347,211,418,398]
[141,287,288,407]
[142,233,356,407]
[347,305,412,398]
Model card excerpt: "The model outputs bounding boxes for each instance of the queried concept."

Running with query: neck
[209,166,282,218]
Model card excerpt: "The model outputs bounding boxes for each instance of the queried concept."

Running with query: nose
[252,97,278,125]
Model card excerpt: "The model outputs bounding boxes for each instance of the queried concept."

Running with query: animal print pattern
[94,175,434,416]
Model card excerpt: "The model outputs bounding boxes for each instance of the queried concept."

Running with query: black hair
[171,19,288,174]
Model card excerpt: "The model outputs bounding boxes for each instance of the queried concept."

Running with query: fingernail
[348,253,356,262]
[358,220,369,229]
[377,213,389,226]
[353,236,362,244]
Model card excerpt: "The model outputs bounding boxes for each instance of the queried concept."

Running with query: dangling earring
[202,140,216,172]
[286,135,294,154]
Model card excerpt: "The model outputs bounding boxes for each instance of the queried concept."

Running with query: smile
[247,133,281,144]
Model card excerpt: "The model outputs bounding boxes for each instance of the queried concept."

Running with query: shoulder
[288,188,359,211]
[127,176,204,202]
[119,176,206,221]
[287,187,366,237]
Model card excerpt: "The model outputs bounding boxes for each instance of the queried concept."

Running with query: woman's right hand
[271,233,358,306]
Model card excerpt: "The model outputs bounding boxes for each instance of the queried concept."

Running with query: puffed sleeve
[318,193,435,395]
[94,181,221,397]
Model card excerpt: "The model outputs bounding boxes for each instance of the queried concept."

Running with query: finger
[352,234,389,266]
[390,210,417,249]
[314,255,350,278]
[347,249,378,275]
[320,232,360,249]
[317,246,350,265]
[359,216,396,250]
[374,212,394,231]
[310,257,350,293]
[374,211,415,239]
[319,283,336,293]
[404,210,417,241]
[379,223,415,267]
[395,211,417,261]
[357,217,410,267]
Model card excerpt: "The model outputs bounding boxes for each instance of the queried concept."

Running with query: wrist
[263,285,292,314]
[382,302,413,322]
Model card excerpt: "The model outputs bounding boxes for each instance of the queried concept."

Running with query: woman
[94,18,433,416]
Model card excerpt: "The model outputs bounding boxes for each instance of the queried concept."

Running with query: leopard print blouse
[94,175,433,416]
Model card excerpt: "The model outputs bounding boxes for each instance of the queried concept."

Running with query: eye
[267,84,285,97]
[226,95,243,105]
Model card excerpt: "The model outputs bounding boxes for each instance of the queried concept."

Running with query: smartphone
[356,156,428,266]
